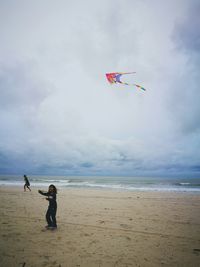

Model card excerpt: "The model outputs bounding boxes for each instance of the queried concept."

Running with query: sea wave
[174,182,200,187]
[0,176,200,193]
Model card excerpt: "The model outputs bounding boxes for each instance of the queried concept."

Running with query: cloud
[166,0,200,136]
[0,62,50,109]
[174,0,200,54]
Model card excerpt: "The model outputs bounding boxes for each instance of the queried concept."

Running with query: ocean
[0,175,200,193]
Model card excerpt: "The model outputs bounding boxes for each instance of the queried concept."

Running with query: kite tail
[120,82,146,90]
[120,82,129,86]
[134,84,146,91]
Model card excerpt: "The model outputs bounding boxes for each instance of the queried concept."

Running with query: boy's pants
[46,206,57,227]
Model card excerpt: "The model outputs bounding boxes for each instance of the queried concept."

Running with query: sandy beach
[0,186,200,267]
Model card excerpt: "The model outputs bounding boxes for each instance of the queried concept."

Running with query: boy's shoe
[45,225,51,229]
[49,226,57,230]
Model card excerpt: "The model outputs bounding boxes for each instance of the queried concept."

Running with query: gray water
[0,175,200,193]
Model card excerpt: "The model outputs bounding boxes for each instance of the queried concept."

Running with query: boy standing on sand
[38,184,57,230]
[24,175,31,192]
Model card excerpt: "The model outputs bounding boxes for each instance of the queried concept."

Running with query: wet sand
[0,186,200,267]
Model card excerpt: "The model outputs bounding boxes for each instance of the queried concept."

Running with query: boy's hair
[49,184,57,194]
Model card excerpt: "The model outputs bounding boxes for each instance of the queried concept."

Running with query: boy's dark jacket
[38,190,57,208]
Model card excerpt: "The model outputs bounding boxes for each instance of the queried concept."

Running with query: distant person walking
[24,175,31,192]
[38,184,57,230]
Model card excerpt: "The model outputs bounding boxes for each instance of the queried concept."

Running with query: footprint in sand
[89,240,98,245]
[193,248,200,255]
[83,233,90,236]
[120,224,130,229]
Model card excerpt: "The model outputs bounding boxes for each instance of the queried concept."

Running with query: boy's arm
[38,190,49,196]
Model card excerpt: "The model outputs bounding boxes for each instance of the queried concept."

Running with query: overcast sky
[0,0,199,177]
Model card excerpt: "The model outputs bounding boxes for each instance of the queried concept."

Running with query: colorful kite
[105,72,146,91]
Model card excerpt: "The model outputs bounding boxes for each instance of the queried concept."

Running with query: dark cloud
[168,0,200,135]
[80,162,94,168]
[0,62,50,110]
[174,1,200,55]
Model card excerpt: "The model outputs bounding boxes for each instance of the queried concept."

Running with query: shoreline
[1,184,200,194]
[0,183,200,194]
[1,187,200,266]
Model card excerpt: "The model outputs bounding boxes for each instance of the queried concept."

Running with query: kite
[105,72,146,91]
